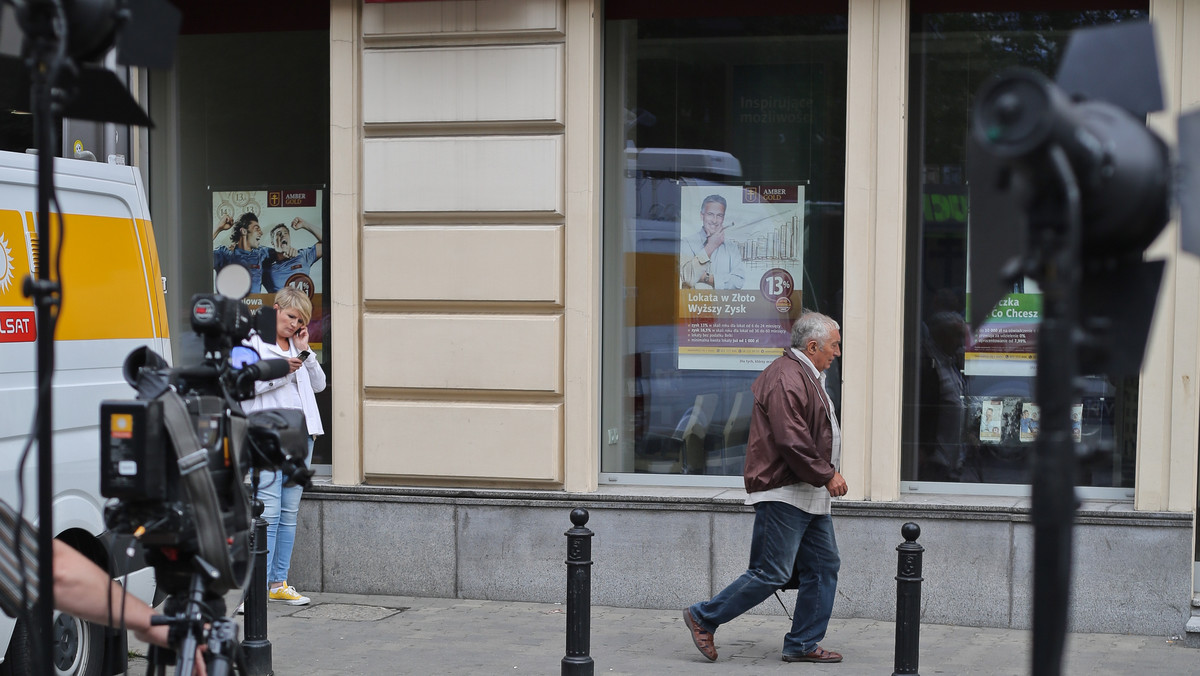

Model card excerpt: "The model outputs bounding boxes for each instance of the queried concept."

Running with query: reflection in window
[0,112,33,155]
[601,5,847,481]
[902,5,1146,489]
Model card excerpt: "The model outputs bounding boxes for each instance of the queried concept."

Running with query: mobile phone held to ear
[295,350,310,361]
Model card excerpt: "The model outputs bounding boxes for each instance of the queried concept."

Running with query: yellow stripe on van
[55,213,156,341]
[137,218,169,339]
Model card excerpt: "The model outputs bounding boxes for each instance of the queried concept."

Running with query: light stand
[965,22,1200,672]
[17,4,69,672]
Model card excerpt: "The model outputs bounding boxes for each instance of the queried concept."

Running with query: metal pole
[562,508,593,676]
[24,7,65,672]
[1030,146,1083,676]
[241,499,273,674]
[893,522,923,676]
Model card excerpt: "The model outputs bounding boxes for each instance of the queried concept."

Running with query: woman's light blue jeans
[258,436,314,586]
[688,500,840,656]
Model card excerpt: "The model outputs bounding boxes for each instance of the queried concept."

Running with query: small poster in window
[1020,402,1040,443]
[1071,402,1083,442]
[980,399,1003,444]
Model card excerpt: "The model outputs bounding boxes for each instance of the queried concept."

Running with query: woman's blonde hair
[274,286,312,324]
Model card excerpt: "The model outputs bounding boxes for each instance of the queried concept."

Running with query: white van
[0,149,168,675]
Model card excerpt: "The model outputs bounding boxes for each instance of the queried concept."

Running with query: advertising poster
[964,290,1041,377]
[211,188,326,351]
[677,185,804,371]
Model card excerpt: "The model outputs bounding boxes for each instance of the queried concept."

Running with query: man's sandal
[682,609,718,661]
[782,646,843,663]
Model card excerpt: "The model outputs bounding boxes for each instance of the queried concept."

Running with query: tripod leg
[204,617,240,676]
[174,627,199,676]
[146,644,172,676]
[232,636,249,675]
[172,572,209,676]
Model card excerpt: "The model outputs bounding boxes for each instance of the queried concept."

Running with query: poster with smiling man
[677,185,805,371]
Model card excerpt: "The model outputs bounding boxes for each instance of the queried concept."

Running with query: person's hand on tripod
[132,624,208,676]
[52,541,208,675]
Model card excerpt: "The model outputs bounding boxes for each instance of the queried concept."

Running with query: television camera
[100,265,312,674]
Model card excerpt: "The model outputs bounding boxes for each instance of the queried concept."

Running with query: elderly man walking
[683,311,846,664]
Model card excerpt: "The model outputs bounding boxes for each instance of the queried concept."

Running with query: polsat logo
[0,231,15,294]
[0,230,36,343]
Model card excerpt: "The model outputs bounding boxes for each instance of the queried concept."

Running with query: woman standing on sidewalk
[245,286,326,605]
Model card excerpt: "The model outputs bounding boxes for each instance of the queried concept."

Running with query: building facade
[131,0,1200,635]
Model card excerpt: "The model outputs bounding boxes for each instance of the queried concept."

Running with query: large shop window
[600,3,848,485]
[902,4,1147,496]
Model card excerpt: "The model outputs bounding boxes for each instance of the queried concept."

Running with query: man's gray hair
[790,311,840,349]
[700,194,727,211]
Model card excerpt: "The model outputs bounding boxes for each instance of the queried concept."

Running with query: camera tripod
[145,564,247,676]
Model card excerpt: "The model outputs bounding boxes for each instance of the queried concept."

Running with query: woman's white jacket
[243,333,326,436]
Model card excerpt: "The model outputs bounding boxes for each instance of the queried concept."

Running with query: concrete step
[1181,596,1200,647]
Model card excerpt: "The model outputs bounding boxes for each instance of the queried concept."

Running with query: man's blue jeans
[688,500,840,656]
[259,436,314,586]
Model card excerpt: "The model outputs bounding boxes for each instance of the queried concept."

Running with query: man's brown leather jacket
[742,350,836,494]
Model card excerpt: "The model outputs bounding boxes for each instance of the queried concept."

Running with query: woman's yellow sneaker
[268,584,311,605]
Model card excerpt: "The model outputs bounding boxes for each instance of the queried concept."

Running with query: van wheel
[0,611,105,676]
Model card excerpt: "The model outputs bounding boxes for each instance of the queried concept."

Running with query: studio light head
[0,0,181,126]
[60,0,122,63]
[12,0,179,66]
[972,68,1067,159]
[966,21,1200,376]
[972,67,1170,257]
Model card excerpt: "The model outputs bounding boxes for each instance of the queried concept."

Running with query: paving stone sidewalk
[125,591,1197,675]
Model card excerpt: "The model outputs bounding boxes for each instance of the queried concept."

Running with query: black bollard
[241,498,273,675]
[562,508,594,676]
[893,522,924,676]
